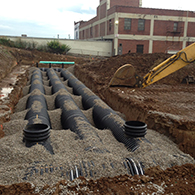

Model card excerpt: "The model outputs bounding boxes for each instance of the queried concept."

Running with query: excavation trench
[0,66,194,187]
[74,65,195,158]
[1,47,195,194]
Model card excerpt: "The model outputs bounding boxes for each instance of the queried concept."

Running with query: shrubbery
[0,38,14,47]
[47,40,71,54]
[0,38,71,54]
[37,44,48,52]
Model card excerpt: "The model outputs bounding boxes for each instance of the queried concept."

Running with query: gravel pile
[0,67,194,187]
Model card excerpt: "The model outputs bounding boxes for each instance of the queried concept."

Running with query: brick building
[75,0,195,55]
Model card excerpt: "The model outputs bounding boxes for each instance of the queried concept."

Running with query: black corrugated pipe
[55,91,90,138]
[23,123,50,145]
[124,121,147,138]
[53,84,99,141]
[29,79,45,94]
[24,95,51,127]
[57,92,104,148]
[25,68,51,127]
[79,88,101,110]
[60,70,139,151]
[92,100,139,151]
[67,76,86,93]
[47,69,90,136]
[47,68,66,94]
[26,94,48,110]
[29,69,45,94]
[30,72,43,84]
[60,69,73,81]
[47,68,102,143]
[60,70,100,110]
[23,69,53,153]
[61,69,86,94]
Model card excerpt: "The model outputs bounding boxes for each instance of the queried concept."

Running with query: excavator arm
[109,43,195,88]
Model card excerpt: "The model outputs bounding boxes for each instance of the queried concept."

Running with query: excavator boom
[109,43,195,88]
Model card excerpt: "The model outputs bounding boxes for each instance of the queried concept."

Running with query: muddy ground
[0,46,195,194]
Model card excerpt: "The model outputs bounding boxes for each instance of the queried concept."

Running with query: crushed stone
[0,67,194,187]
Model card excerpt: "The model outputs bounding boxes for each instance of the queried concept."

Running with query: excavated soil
[0,46,195,194]
[75,53,195,158]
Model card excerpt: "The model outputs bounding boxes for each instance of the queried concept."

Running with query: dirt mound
[10,47,90,66]
[0,163,194,194]
[81,52,195,85]
[0,46,17,81]
[0,45,92,69]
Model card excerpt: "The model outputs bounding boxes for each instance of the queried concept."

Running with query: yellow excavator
[109,43,195,88]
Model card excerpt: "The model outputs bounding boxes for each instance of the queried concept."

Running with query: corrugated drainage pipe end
[23,123,50,147]
[124,121,147,138]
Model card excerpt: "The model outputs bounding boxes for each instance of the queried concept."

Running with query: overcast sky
[0,0,195,39]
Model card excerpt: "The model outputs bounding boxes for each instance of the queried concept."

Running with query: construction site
[0,44,195,194]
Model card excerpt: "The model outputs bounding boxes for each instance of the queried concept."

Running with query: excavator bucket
[109,64,138,87]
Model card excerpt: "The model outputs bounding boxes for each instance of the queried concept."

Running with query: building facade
[75,0,195,55]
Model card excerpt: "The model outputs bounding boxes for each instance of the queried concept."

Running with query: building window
[138,19,145,31]
[124,18,131,30]
[136,45,144,53]
[83,30,85,39]
[109,19,112,31]
[173,22,178,32]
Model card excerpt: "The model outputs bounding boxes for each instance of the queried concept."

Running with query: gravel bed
[0,67,194,187]
[14,94,30,112]
[44,86,52,95]
[43,80,50,86]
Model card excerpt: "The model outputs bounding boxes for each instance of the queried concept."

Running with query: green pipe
[39,61,75,64]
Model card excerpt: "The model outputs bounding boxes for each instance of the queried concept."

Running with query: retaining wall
[0,35,112,57]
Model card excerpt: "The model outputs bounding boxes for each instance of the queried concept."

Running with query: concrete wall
[0,36,112,57]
